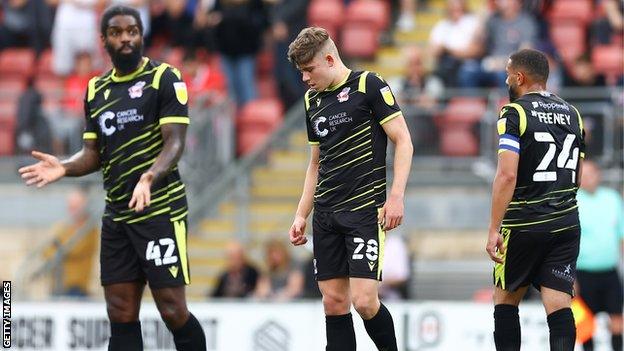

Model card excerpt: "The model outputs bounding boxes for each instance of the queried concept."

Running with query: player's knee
[106,298,139,322]
[322,291,350,315]
[609,315,623,333]
[158,302,188,328]
[352,293,379,319]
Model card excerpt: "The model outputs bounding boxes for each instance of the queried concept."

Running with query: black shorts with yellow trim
[493,227,579,296]
[100,215,191,289]
[312,207,385,281]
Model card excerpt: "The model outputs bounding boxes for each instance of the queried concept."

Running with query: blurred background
[0,0,622,350]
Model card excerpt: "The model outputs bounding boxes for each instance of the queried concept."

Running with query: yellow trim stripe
[494,228,512,289]
[87,77,98,102]
[83,132,97,140]
[505,103,527,136]
[308,141,319,145]
[125,207,171,223]
[153,63,170,90]
[325,70,351,91]
[304,90,311,111]
[327,126,371,152]
[377,208,386,280]
[160,116,190,125]
[111,57,149,82]
[580,152,585,159]
[171,210,188,223]
[571,105,584,133]
[358,71,369,93]
[379,111,402,125]
[350,200,375,211]
[174,220,190,284]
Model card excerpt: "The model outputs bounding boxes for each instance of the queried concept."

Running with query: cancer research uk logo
[99,109,144,136]
[312,116,329,137]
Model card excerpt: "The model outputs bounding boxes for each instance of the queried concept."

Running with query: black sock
[170,313,206,351]
[325,313,356,351]
[363,303,398,351]
[547,308,576,351]
[109,321,143,351]
[612,334,622,351]
[494,304,520,351]
[582,338,594,351]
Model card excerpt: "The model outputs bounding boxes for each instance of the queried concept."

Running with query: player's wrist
[140,171,154,184]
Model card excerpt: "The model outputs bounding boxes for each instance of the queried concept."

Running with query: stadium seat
[257,77,278,99]
[440,97,487,126]
[36,49,55,77]
[237,98,284,132]
[307,0,345,31]
[340,23,379,59]
[548,0,593,25]
[439,129,479,157]
[0,77,26,100]
[549,22,586,63]
[0,48,36,78]
[345,0,390,30]
[256,50,274,78]
[591,45,624,76]
[0,114,16,156]
[237,129,271,156]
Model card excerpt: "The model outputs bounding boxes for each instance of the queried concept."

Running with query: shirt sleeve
[497,104,521,154]
[365,72,402,125]
[304,90,319,145]
[157,66,190,125]
[82,92,99,141]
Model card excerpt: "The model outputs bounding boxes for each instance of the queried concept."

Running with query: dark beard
[105,42,143,74]
[508,85,519,102]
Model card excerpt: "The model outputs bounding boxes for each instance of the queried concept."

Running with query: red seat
[346,0,390,30]
[340,23,379,59]
[550,22,586,63]
[440,129,478,157]
[237,98,284,132]
[308,0,345,31]
[0,48,36,78]
[237,129,271,156]
[440,97,487,126]
[591,45,624,76]
[256,77,278,99]
[548,0,593,25]
[36,49,55,77]
[0,115,16,156]
[256,50,274,78]
[0,77,26,100]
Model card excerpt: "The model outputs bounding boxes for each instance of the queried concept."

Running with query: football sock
[363,303,398,351]
[494,304,521,351]
[170,313,207,351]
[325,313,356,351]
[108,321,143,351]
[547,308,576,351]
[582,338,594,351]
[612,334,622,351]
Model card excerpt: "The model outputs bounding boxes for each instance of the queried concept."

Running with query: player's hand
[289,215,308,246]
[486,228,505,264]
[129,172,153,212]
[379,193,404,231]
[18,150,65,188]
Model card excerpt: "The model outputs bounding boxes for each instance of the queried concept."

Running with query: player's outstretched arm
[289,145,320,246]
[18,140,100,188]
[380,115,413,231]
[486,151,519,263]
[129,123,187,212]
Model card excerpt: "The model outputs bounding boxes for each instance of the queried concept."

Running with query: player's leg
[576,270,598,351]
[351,278,398,351]
[129,218,206,350]
[606,271,623,351]
[151,286,206,351]
[493,286,529,351]
[104,282,145,351]
[313,211,355,351]
[100,217,147,350]
[318,278,355,351]
[537,229,580,351]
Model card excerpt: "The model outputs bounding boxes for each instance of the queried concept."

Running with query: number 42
[533,132,579,183]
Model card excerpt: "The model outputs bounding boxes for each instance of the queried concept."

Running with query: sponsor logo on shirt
[128,81,146,99]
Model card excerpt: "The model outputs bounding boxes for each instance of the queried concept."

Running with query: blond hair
[288,27,333,66]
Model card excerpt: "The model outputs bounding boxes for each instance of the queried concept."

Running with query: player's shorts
[576,269,624,314]
[100,216,191,289]
[493,227,580,296]
[312,207,385,281]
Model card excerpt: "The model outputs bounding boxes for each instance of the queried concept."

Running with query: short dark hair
[100,5,143,37]
[509,49,549,83]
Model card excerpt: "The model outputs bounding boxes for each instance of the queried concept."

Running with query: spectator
[51,0,101,76]
[265,0,308,109]
[203,0,268,107]
[15,77,52,155]
[211,240,259,298]
[458,0,538,87]
[63,52,97,117]
[591,0,623,45]
[44,188,98,297]
[0,0,55,53]
[379,233,411,300]
[563,54,607,88]
[148,0,195,49]
[181,53,227,104]
[254,238,304,300]
[395,0,417,32]
[576,160,624,351]
[428,0,481,86]
[393,46,443,153]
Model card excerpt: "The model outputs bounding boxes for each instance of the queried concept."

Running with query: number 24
[533,132,579,183]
